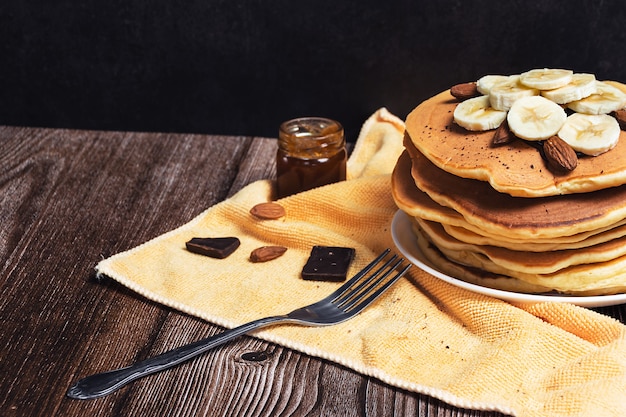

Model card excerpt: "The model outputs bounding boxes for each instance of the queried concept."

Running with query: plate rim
[391,210,626,307]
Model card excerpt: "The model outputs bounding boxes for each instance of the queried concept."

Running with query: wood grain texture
[3,124,592,417]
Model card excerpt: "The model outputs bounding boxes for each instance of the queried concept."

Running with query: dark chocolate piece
[301,246,355,282]
[185,237,240,259]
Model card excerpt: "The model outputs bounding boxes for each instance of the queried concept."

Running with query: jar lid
[279,117,343,140]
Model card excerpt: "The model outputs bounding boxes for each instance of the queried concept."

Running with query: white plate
[391,210,626,307]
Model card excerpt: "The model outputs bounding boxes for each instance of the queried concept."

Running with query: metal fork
[67,249,410,400]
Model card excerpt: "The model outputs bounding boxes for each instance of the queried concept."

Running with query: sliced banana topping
[489,78,538,111]
[453,95,507,131]
[558,113,621,156]
[450,68,624,160]
[519,68,573,90]
[541,73,597,104]
[567,81,626,115]
[446,68,626,159]
[507,96,567,141]
[476,75,517,95]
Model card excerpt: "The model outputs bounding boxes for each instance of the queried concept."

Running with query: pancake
[392,149,626,295]
[441,219,626,252]
[404,81,626,197]
[416,217,626,275]
[404,137,626,240]
[412,222,626,295]
[411,224,555,294]
[392,151,468,226]
[391,150,626,246]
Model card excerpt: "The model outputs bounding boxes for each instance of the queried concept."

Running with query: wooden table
[2,126,624,417]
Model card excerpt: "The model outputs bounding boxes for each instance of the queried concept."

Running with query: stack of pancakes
[392,82,626,295]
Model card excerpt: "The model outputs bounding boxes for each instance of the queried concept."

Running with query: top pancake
[405,81,626,197]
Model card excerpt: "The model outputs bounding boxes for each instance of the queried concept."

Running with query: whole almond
[250,202,286,220]
[613,109,626,130]
[250,246,287,262]
[491,119,515,146]
[543,136,578,172]
[450,82,479,101]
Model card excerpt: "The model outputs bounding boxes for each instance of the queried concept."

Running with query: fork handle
[67,315,286,400]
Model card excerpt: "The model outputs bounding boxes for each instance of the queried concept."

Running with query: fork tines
[334,249,411,314]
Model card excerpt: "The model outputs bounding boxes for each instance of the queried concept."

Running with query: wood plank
[0,127,254,416]
[227,135,277,198]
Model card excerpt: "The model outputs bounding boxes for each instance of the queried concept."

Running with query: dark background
[1,0,625,141]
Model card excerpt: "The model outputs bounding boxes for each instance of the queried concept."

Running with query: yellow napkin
[97,108,626,417]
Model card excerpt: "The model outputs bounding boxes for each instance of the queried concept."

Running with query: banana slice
[557,113,620,156]
[567,81,626,114]
[489,78,538,111]
[476,74,518,95]
[519,68,573,90]
[541,73,597,104]
[507,96,567,141]
[453,95,507,131]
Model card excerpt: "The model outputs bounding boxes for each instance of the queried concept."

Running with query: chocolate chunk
[301,246,355,282]
[186,237,240,259]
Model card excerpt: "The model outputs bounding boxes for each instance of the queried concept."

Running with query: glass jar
[276,117,347,198]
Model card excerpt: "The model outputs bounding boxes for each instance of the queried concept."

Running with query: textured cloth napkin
[97,108,626,417]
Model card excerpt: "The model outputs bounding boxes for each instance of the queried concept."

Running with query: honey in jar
[276,117,346,198]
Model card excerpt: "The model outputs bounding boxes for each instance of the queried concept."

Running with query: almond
[250,246,287,263]
[543,136,578,172]
[491,119,515,146]
[250,202,285,220]
[613,109,626,130]
[450,82,479,101]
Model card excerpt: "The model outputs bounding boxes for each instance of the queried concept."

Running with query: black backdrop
[1,0,625,141]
